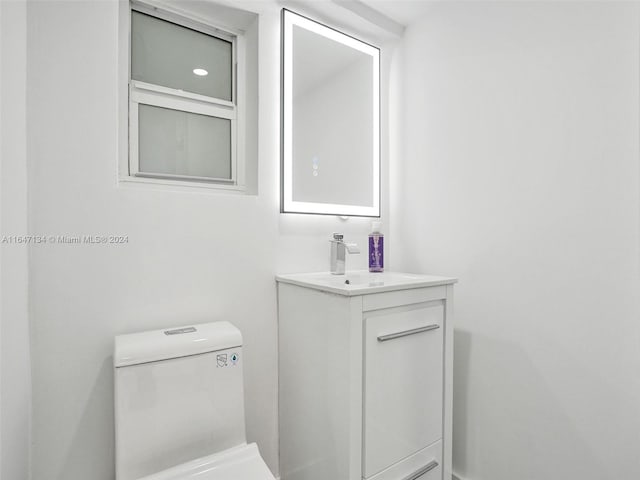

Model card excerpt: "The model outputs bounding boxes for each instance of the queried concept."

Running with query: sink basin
[310,272,422,287]
[276,271,457,296]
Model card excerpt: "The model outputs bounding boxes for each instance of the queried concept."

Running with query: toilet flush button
[164,327,197,335]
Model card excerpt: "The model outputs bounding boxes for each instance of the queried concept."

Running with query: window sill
[117,175,247,195]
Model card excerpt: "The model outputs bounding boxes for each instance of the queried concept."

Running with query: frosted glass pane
[132,11,232,101]
[138,104,232,180]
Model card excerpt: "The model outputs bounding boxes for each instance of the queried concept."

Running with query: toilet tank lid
[114,321,242,367]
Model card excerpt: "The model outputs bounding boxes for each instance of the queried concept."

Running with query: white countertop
[276,271,457,296]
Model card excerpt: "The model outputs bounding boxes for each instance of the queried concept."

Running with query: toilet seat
[137,443,275,480]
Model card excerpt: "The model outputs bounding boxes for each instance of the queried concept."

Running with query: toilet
[114,321,275,480]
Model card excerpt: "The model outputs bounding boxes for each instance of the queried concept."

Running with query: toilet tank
[114,321,246,480]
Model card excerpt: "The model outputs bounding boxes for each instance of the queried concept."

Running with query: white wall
[0,0,31,478]
[25,1,389,479]
[393,2,640,479]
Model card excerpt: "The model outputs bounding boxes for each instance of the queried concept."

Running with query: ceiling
[278,0,435,44]
[358,0,434,27]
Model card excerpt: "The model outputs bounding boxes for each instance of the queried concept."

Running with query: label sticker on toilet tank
[216,354,228,367]
[216,352,238,368]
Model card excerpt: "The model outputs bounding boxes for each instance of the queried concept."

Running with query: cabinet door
[363,302,444,478]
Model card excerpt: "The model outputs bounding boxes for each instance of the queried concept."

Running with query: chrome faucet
[330,233,360,275]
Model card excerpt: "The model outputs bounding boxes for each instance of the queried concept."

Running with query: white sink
[276,271,457,296]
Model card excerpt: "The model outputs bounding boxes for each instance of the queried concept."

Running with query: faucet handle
[332,233,344,241]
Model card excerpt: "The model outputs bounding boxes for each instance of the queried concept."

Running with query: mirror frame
[280,9,380,217]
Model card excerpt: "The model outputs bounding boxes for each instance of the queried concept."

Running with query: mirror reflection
[281,9,380,216]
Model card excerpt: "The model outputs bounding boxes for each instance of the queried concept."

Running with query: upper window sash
[129,1,238,106]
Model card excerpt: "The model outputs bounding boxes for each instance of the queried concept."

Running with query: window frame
[126,0,246,191]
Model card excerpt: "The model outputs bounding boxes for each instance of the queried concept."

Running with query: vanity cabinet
[276,273,456,480]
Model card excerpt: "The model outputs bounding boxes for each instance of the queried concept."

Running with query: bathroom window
[127,3,246,189]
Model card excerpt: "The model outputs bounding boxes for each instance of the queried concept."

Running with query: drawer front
[363,302,444,478]
[362,287,446,312]
[366,440,442,480]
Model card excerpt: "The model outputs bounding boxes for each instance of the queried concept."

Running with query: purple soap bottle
[368,221,384,273]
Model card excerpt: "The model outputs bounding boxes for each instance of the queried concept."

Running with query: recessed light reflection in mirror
[193,68,208,76]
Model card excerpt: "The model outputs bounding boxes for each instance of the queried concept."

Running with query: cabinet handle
[377,324,440,342]
[402,460,439,480]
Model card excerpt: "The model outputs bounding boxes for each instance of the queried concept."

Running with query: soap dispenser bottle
[368,221,384,273]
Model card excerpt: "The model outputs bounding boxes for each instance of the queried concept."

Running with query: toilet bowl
[114,321,275,480]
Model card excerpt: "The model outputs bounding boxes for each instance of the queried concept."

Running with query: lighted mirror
[281,9,380,217]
